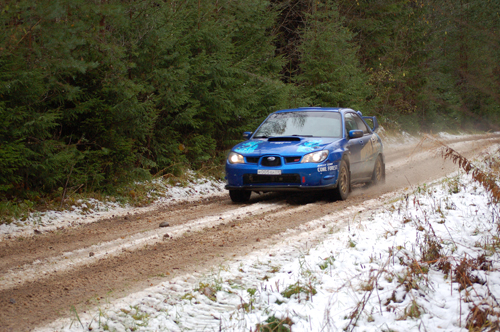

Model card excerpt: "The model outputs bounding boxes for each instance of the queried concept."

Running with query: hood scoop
[268,136,301,142]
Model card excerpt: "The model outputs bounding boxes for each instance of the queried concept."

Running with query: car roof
[274,107,354,114]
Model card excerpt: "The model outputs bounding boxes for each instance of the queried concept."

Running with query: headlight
[228,152,245,164]
[301,150,329,163]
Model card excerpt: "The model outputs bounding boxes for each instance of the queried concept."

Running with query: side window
[353,114,370,134]
[344,113,357,133]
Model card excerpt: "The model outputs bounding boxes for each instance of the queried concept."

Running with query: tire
[229,190,251,203]
[370,156,384,185]
[332,159,350,201]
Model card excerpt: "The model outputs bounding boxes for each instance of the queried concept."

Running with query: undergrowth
[256,316,293,332]
[0,167,224,226]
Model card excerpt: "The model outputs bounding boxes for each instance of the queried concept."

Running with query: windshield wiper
[292,134,313,137]
[253,135,269,138]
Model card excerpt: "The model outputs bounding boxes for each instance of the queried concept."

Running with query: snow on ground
[0,173,226,240]
[378,129,500,149]
[371,127,419,148]
[38,153,500,331]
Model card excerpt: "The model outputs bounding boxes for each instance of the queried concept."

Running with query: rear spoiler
[363,116,379,132]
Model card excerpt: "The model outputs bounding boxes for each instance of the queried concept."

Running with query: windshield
[253,111,342,138]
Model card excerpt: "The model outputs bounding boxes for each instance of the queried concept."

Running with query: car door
[344,113,365,180]
[352,113,375,177]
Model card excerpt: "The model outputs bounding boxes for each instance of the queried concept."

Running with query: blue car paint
[225,107,384,192]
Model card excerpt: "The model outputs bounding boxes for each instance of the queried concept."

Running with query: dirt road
[1,134,499,331]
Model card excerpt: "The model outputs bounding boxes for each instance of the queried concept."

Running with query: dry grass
[255,316,293,332]
[423,135,500,202]
[343,138,500,331]
[466,303,500,331]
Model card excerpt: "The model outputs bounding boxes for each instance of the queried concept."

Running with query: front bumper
[225,160,341,192]
[225,183,340,192]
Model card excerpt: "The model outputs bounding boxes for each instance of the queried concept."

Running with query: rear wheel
[229,190,251,203]
[370,156,384,185]
[332,159,350,201]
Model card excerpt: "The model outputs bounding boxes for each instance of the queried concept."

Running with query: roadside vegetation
[2,0,500,220]
[0,166,224,226]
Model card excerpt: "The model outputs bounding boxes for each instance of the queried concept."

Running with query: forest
[1,0,499,201]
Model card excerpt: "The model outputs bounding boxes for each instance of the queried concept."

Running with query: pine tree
[296,0,371,110]
[424,0,500,129]
[139,0,289,171]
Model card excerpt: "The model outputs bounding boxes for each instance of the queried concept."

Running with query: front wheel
[331,159,350,201]
[229,190,251,203]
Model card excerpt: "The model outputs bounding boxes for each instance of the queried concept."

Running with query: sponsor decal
[234,141,262,153]
[297,140,323,152]
[317,163,338,173]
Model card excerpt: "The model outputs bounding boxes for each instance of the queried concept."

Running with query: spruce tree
[296,1,371,110]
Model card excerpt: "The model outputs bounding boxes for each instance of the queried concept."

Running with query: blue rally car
[225,107,385,203]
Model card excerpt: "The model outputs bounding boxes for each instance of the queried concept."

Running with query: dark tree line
[1,0,499,199]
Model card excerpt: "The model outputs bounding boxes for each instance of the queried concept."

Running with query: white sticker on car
[317,164,338,173]
[257,170,282,175]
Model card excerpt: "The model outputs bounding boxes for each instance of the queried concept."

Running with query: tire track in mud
[1,134,500,331]
[0,201,287,291]
[0,189,287,275]
[0,200,336,331]
[0,197,230,272]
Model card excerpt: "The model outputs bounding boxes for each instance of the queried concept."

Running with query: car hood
[232,137,341,156]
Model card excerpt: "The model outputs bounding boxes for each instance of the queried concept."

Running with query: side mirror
[242,132,253,140]
[349,130,363,139]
